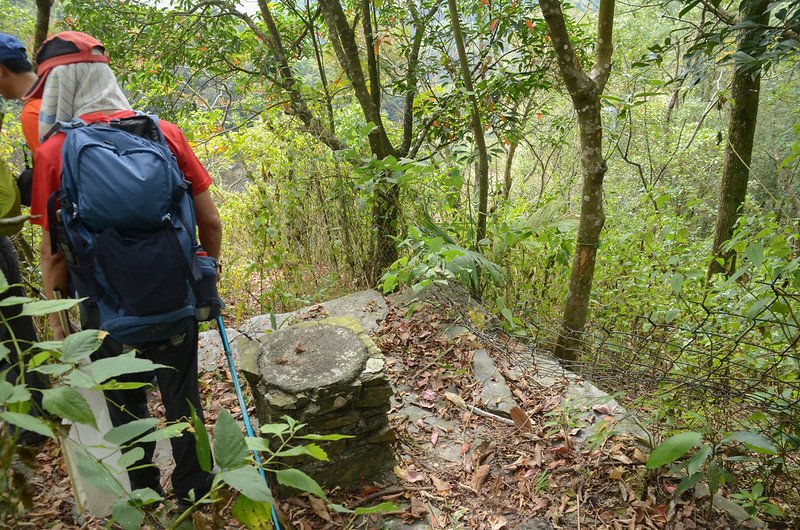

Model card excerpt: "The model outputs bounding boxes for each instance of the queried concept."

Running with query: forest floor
[8,290,779,529]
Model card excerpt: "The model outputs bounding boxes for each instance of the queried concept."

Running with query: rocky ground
[7,286,772,529]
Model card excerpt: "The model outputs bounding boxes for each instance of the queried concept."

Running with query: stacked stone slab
[237,317,395,489]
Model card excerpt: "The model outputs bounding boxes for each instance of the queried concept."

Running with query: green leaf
[32,340,63,351]
[329,501,399,514]
[214,409,250,469]
[220,465,274,503]
[0,380,13,404]
[137,422,190,443]
[0,411,55,439]
[128,487,163,506]
[231,494,275,529]
[382,273,398,294]
[246,437,272,452]
[72,443,127,495]
[105,419,159,445]
[29,363,72,376]
[0,296,33,306]
[762,502,784,516]
[41,387,97,429]
[79,351,165,384]
[0,382,30,404]
[62,330,103,363]
[726,431,777,455]
[669,273,684,295]
[259,423,289,436]
[708,461,721,494]
[744,242,764,269]
[687,444,711,476]
[354,502,401,515]
[676,472,702,497]
[190,404,212,472]
[96,381,151,391]
[274,444,328,461]
[111,499,144,530]
[117,447,145,469]
[646,431,702,469]
[274,468,327,500]
[296,433,354,441]
[665,308,680,323]
[746,297,773,320]
[0,271,9,295]
[21,298,81,316]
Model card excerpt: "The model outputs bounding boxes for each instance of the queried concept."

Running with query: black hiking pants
[0,236,51,444]
[85,308,214,503]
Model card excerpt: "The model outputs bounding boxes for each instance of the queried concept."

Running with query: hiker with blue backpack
[27,31,223,507]
[0,33,52,447]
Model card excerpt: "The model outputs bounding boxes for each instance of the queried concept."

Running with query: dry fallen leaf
[471,464,491,491]
[444,391,467,408]
[431,475,451,494]
[633,447,649,463]
[431,430,439,446]
[409,496,428,519]
[308,495,332,522]
[489,513,510,529]
[394,464,426,484]
[612,453,634,465]
[421,389,438,401]
[609,466,626,480]
[509,406,532,432]
[593,403,616,416]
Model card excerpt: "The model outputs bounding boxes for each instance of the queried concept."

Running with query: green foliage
[647,427,784,518]
[381,223,505,294]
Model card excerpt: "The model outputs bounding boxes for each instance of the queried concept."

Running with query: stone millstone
[237,317,396,492]
[256,325,368,394]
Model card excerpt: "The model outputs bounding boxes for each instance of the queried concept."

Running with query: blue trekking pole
[217,315,282,530]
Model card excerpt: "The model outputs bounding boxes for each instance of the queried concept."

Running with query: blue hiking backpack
[48,113,223,346]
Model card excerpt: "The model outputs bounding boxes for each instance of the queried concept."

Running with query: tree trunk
[319,0,399,283]
[447,0,489,249]
[540,0,615,362]
[707,1,769,278]
[555,99,607,361]
[503,142,517,200]
[34,0,53,53]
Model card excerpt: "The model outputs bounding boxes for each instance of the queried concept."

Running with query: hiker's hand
[48,314,67,340]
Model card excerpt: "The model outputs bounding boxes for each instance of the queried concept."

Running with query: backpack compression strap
[47,193,59,255]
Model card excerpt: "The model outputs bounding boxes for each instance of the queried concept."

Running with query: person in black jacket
[0,33,51,446]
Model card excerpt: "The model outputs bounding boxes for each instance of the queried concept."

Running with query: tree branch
[257,0,346,151]
[362,0,381,111]
[400,1,442,157]
[539,0,596,100]
[591,0,616,92]
[319,0,394,156]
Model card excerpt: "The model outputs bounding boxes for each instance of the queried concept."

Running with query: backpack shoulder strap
[42,118,88,142]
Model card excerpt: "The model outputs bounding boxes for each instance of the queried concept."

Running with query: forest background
[0,0,799,524]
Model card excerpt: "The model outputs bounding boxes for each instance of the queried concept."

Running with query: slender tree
[447,0,489,249]
[34,0,53,52]
[707,0,770,278]
[539,0,615,361]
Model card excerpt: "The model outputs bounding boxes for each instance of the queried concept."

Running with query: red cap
[23,31,109,100]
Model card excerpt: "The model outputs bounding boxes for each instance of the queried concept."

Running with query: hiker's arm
[39,231,69,340]
[194,190,222,260]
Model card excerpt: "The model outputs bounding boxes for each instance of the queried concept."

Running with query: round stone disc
[256,324,368,393]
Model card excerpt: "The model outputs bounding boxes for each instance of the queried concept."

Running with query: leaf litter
[7,299,763,529]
